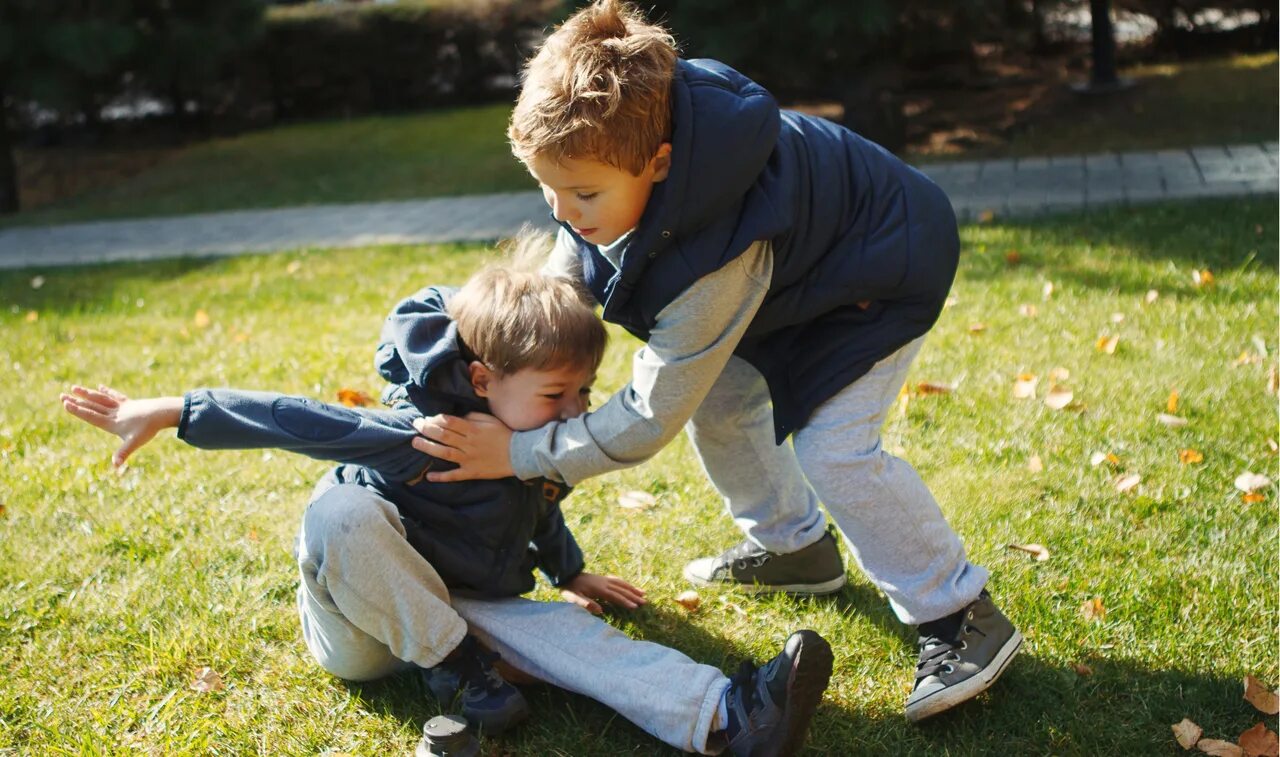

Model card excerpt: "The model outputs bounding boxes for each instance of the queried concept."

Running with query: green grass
[1,200,1276,754]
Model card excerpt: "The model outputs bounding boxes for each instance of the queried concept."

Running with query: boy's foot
[683,527,846,595]
[422,635,530,734]
[724,629,834,756]
[904,590,1022,723]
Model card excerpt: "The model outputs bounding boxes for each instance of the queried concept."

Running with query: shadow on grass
[0,255,235,317]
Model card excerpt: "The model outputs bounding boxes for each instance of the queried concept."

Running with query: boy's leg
[451,596,728,754]
[790,336,1019,720]
[295,479,468,680]
[682,355,845,593]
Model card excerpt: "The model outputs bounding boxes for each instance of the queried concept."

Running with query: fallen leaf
[286,260,303,275]
[1027,455,1044,473]
[1173,718,1203,749]
[944,295,959,308]
[1235,472,1273,493]
[24,311,37,322]
[1252,336,1268,358]
[618,490,658,510]
[1145,289,1160,305]
[1115,473,1141,493]
[1243,492,1266,503]
[1235,351,1262,367]
[1158,413,1189,428]
[1006,543,1050,561]
[1269,365,1279,396]
[1080,597,1106,621]
[1096,334,1120,354]
[1042,281,1055,299]
[915,382,954,396]
[1167,389,1180,413]
[1179,449,1204,465]
[1192,269,1215,288]
[336,388,375,408]
[1110,312,1126,323]
[190,667,224,693]
[718,596,749,617]
[1090,451,1111,467]
[1048,367,1071,383]
[30,275,44,289]
[968,322,987,334]
[1239,723,1279,757]
[1005,250,1021,264]
[1019,303,1038,318]
[0,503,6,518]
[1197,739,1243,757]
[977,209,995,223]
[193,309,211,329]
[1072,662,1094,677]
[1013,374,1038,399]
[1044,386,1073,410]
[1244,676,1280,715]
[674,590,701,612]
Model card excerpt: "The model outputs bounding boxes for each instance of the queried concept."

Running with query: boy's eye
[543,392,563,400]
[576,192,598,201]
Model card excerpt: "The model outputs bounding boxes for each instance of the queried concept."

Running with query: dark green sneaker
[683,527,846,595]
[905,591,1022,722]
[724,630,834,756]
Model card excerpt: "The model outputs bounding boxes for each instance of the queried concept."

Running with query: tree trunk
[1089,0,1119,88]
[0,100,20,214]
[840,59,905,154]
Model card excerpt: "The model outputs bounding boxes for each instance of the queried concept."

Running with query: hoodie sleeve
[177,388,432,482]
[529,498,585,588]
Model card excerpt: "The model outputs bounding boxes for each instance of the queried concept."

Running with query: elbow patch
[271,397,361,441]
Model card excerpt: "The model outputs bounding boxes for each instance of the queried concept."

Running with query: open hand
[559,572,648,615]
[411,412,515,481]
[59,385,182,467]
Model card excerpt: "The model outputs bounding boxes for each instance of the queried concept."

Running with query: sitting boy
[60,252,833,756]
[410,0,1021,723]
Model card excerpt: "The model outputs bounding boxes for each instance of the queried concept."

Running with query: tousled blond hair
[509,0,676,175]
[449,231,606,376]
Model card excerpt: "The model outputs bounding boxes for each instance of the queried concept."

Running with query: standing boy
[412,0,1020,722]
[61,257,833,755]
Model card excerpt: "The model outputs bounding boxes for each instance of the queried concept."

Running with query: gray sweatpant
[293,476,727,754]
[686,337,989,625]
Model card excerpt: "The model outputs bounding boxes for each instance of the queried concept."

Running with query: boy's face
[528,146,671,247]
[469,361,596,432]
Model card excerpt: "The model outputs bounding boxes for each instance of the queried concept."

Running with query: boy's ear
[468,361,494,397]
[650,142,672,183]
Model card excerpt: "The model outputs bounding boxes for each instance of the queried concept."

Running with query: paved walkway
[1,142,1275,270]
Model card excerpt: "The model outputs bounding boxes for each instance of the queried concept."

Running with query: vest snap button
[661,230,671,238]
[648,251,657,258]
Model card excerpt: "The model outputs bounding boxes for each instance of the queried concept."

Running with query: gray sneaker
[904,591,1022,722]
[683,527,847,595]
[723,629,834,756]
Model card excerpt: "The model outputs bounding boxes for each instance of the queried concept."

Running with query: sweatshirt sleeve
[177,388,431,482]
[509,240,773,485]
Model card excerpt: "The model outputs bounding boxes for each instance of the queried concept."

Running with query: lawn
[6,53,1276,229]
[1,199,1276,754]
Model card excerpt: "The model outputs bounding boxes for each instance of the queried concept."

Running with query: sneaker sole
[904,629,1023,723]
[770,630,834,757]
[682,566,848,596]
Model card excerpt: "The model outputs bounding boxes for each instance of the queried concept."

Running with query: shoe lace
[722,540,771,570]
[453,642,505,694]
[915,615,987,682]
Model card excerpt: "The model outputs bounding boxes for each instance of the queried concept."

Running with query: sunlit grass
[1,199,1276,754]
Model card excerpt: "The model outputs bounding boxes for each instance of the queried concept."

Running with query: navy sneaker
[422,635,530,734]
[723,630,834,756]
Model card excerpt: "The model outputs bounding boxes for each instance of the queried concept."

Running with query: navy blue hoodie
[177,286,585,597]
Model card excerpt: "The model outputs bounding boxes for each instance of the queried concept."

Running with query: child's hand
[59,385,183,467]
[559,572,648,614]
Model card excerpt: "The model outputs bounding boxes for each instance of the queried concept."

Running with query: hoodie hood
[374,285,483,412]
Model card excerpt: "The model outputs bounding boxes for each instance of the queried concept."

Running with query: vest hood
[374,285,481,410]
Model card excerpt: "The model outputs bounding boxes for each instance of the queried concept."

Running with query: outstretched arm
[60,385,182,467]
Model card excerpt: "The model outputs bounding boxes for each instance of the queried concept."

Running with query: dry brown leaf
[1090,451,1117,467]
[0,502,6,518]
[1244,678,1280,715]
[193,309,211,329]
[1167,389,1180,414]
[718,596,749,617]
[1019,303,1038,318]
[286,260,303,275]
[1005,250,1022,265]
[915,382,954,396]
[1072,662,1094,677]
[1006,543,1050,561]
[1243,492,1266,504]
[1013,374,1038,400]
[977,209,996,223]
[1235,472,1273,493]
[1048,367,1071,383]
[1235,351,1262,367]
[1173,718,1203,749]
[1110,312,1126,323]
[1191,269,1215,288]
[1027,455,1044,473]
[1269,365,1279,396]
[1179,449,1204,465]
[1239,723,1279,757]
[618,490,658,510]
[1268,439,1279,455]
[1044,386,1073,410]
[1158,413,1189,428]
[1115,473,1142,493]
[1198,739,1244,757]
[336,388,375,408]
[24,310,37,323]
[674,590,701,612]
[1145,289,1160,305]
[1042,281,1055,299]
[1080,597,1106,622]
[190,667,224,693]
[968,322,988,334]
[1096,335,1120,355]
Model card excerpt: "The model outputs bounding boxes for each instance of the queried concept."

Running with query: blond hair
[449,232,607,376]
[509,0,677,175]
